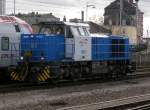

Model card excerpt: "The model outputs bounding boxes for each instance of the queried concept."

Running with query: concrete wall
[111,26,138,45]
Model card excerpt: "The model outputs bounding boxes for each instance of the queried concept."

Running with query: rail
[128,104,150,110]
[57,94,150,110]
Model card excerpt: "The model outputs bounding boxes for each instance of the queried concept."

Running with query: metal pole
[14,0,16,15]
[135,0,139,43]
[86,2,88,21]
[81,11,84,22]
[119,0,123,35]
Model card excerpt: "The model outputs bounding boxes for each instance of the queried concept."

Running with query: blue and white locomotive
[10,21,132,82]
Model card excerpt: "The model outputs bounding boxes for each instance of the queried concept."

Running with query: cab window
[78,27,85,36]
[1,37,9,51]
[66,27,73,38]
[71,27,80,37]
[83,27,90,36]
[40,25,64,35]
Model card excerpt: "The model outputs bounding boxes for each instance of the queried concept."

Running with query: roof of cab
[37,21,89,27]
[91,34,109,38]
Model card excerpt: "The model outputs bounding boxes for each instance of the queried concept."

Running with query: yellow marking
[13,73,17,80]
[45,68,50,73]
[39,74,45,81]
[17,73,20,81]
[41,73,47,80]
[43,70,50,78]
[42,72,48,80]
[44,70,50,78]
[12,72,16,79]
[14,73,19,80]
[11,72,16,80]
[11,72,15,76]
[37,75,41,81]
[37,76,42,81]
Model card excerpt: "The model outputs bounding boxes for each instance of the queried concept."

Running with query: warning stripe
[11,72,15,76]
[14,73,19,80]
[12,72,17,80]
[37,67,50,82]
[43,70,50,78]
[41,72,47,80]
[39,74,45,81]
[37,76,42,81]
[11,71,22,81]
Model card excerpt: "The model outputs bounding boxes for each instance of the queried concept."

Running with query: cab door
[73,27,91,61]
[65,26,74,59]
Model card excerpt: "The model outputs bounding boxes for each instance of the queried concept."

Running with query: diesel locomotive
[10,21,134,82]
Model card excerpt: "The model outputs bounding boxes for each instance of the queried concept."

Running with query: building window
[122,20,126,26]
[122,28,126,34]
[126,19,131,25]
[109,19,112,25]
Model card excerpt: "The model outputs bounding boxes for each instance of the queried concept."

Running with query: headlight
[41,57,44,60]
[20,56,24,60]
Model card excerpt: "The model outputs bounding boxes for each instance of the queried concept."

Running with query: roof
[88,22,111,34]
[0,15,33,33]
[0,16,27,24]
[91,34,109,38]
[104,0,137,15]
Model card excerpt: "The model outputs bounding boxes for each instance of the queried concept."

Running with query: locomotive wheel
[70,68,82,82]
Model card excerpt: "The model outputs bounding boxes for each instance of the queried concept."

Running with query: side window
[1,37,9,51]
[14,25,21,32]
[83,27,90,36]
[66,27,73,38]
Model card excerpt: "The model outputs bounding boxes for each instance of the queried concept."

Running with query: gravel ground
[1,78,150,110]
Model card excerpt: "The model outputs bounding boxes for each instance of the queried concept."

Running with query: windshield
[40,25,64,35]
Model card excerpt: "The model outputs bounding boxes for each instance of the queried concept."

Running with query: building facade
[0,0,6,15]
[104,0,143,44]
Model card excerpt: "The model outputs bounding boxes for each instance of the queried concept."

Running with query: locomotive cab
[38,22,91,61]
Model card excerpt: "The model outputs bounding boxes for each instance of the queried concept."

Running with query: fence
[131,52,150,67]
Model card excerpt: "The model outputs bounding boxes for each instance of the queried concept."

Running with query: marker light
[20,56,24,60]
[41,57,44,60]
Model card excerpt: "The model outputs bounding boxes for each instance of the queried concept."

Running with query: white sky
[5,0,150,33]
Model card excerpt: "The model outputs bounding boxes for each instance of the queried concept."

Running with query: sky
[5,0,150,34]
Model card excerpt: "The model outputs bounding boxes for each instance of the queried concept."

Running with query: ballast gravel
[0,78,150,110]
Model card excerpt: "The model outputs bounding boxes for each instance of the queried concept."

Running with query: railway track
[57,94,150,110]
[0,66,149,93]
[129,104,150,110]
